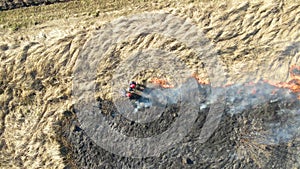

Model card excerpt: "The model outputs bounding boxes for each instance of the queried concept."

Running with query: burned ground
[63,82,300,168]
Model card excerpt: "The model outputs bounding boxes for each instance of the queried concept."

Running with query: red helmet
[130,84,136,89]
[126,92,132,98]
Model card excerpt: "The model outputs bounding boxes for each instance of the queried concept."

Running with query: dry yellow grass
[0,0,164,31]
[0,0,299,168]
[1,0,297,31]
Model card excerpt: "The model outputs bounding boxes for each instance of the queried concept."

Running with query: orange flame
[150,74,209,88]
[149,66,300,99]
[149,77,174,88]
[267,65,300,99]
[191,73,210,85]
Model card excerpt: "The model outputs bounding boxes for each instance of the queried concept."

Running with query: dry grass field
[0,0,299,168]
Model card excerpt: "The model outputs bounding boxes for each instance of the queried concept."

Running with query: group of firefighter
[125,81,141,99]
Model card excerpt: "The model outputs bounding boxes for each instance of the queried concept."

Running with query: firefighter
[126,91,141,100]
[130,81,137,89]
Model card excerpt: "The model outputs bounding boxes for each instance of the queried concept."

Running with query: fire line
[149,65,300,100]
